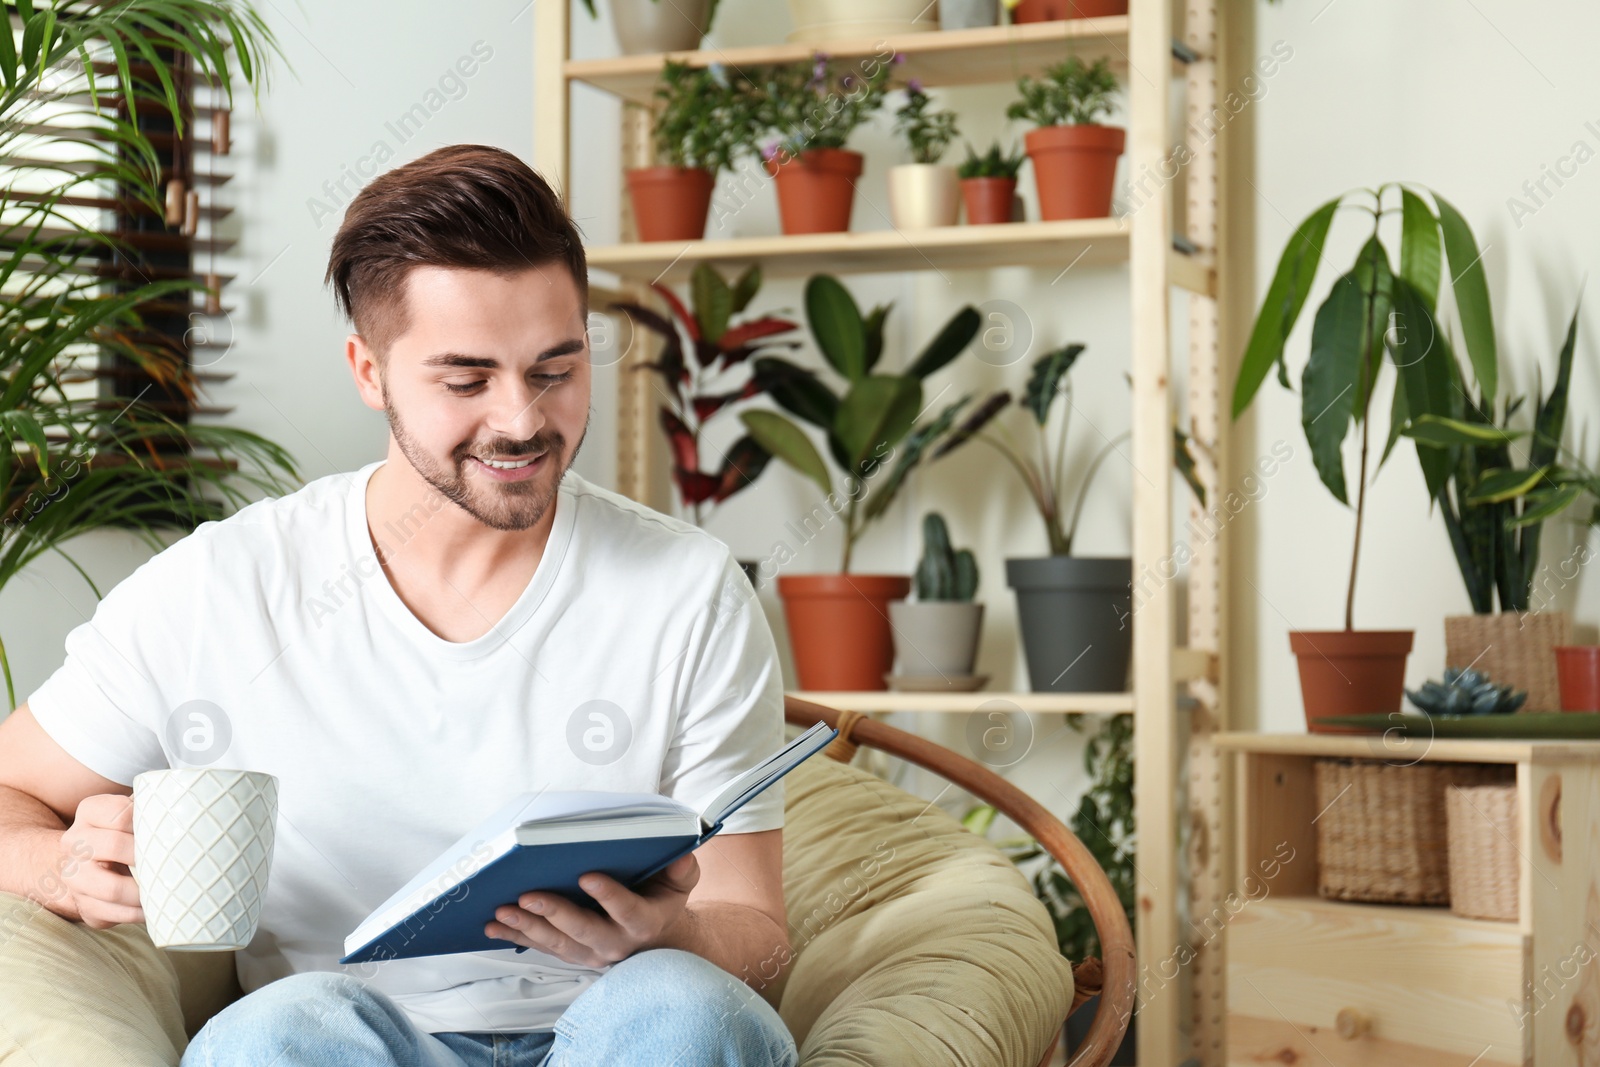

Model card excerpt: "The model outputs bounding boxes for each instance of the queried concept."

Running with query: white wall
[9,0,1599,808]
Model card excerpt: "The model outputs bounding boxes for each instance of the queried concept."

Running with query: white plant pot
[938,0,998,29]
[889,601,984,676]
[786,0,938,43]
[888,163,961,229]
[132,769,278,951]
[611,0,711,54]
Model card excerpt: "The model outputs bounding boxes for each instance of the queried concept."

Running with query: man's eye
[535,371,573,384]
[444,381,484,394]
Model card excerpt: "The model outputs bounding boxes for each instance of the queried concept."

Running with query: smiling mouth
[477,453,545,470]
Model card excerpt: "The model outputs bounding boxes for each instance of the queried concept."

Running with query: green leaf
[835,375,922,475]
[1402,414,1527,448]
[690,264,732,344]
[1469,466,1550,505]
[1399,188,1441,309]
[862,304,889,374]
[1434,193,1497,401]
[750,356,839,428]
[1530,300,1579,472]
[863,394,972,521]
[1351,237,1394,413]
[1508,485,1582,529]
[1380,372,1408,468]
[739,410,831,497]
[0,10,18,89]
[1388,278,1461,499]
[1,411,51,479]
[1024,344,1085,426]
[1300,271,1366,505]
[805,275,866,381]
[729,265,761,313]
[905,306,980,379]
[1232,196,1340,419]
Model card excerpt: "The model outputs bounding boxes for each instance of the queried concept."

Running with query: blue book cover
[340,720,838,964]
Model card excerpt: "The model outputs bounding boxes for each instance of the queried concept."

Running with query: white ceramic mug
[131,768,278,951]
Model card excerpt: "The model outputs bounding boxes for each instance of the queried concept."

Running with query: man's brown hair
[325,144,587,357]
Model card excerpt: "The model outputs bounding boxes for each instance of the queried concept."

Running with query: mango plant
[739,274,982,572]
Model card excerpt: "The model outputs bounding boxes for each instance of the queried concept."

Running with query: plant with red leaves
[610,263,802,525]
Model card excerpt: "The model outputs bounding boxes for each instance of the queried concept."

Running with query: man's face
[361,263,590,532]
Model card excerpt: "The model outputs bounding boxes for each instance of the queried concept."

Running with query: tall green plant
[0,1,301,708]
[739,274,983,572]
[1231,184,1505,631]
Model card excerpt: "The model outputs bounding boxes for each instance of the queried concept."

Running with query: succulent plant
[1405,667,1527,717]
[914,512,978,602]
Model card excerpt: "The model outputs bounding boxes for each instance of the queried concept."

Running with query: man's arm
[0,703,143,926]
[653,829,790,1000]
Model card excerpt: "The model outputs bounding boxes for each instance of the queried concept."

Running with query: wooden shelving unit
[534,4,1254,1062]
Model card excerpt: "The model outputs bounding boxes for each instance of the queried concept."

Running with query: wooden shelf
[1214,730,1600,764]
[1265,895,1518,931]
[788,689,1134,713]
[585,216,1128,284]
[567,17,1133,106]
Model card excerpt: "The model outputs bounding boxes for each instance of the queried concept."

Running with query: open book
[340,720,838,964]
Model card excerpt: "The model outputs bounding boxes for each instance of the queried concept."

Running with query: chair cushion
[0,890,188,1066]
[776,753,1073,1066]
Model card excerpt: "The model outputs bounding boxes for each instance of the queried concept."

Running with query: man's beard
[382,380,587,532]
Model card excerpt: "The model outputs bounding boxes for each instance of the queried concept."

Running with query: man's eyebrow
[420,338,587,370]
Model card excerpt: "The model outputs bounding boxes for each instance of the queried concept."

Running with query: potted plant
[1232,184,1506,730]
[888,512,985,687]
[965,713,1137,1065]
[610,265,802,580]
[0,1,301,709]
[1399,299,1587,711]
[739,275,984,690]
[888,81,962,229]
[957,140,1026,225]
[1006,55,1123,221]
[576,0,721,55]
[940,0,999,29]
[933,346,1205,692]
[754,51,898,235]
[627,61,757,242]
[1005,0,1128,22]
[785,0,936,45]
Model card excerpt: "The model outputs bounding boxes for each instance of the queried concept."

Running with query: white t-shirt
[26,459,785,1033]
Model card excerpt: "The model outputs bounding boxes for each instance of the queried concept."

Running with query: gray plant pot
[1005,556,1132,693]
[888,601,984,677]
[938,0,998,29]
[610,0,711,54]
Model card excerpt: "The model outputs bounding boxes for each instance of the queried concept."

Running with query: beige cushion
[4,754,1071,1067]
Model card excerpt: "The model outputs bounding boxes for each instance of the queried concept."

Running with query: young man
[0,144,798,1067]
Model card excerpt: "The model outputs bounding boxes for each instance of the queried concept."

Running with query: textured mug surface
[131,768,278,951]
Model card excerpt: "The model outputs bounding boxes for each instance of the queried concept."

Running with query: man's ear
[346,333,386,413]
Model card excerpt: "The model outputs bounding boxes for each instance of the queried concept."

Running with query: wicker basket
[1445,781,1520,921]
[1314,759,1510,905]
[1443,610,1570,712]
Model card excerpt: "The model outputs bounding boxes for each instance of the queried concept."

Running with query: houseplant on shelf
[888,81,962,230]
[754,51,898,235]
[576,0,721,55]
[611,263,801,546]
[1232,183,1504,731]
[0,0,301,710]
[957,139,1026,225]
[1401,299,1590,711]
[1006,0,1128,23]
[1006,55,1123,221]
[932,345,1206,692]
[887,512,985,688]
[964,712,1137,1064]
[627,60,758,242]
[739,274,984,690]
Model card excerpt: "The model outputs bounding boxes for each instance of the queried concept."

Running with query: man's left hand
[484,852,700,967]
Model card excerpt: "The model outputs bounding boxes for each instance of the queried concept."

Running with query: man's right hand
[57,793,144,929]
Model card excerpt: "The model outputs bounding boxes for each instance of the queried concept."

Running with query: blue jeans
[180,948,799,1067]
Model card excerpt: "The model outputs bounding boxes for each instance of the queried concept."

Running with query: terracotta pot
[887,163,960,229]
[786,0,937,44]
[777,574,911,690]
[1443,610,1569,712]
[1554,646,1600,711]
[1010,0,1127,21]
[961,176,1018,225]
[625,166,714,242]
[1289,630,1414,734]
[763,148,863,234]
[1024,124,1124,220]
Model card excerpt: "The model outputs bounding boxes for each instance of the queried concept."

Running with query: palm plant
[0,1,301,708]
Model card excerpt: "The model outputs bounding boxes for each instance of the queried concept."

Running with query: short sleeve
[24,535,203,787]
[658,552,785,835]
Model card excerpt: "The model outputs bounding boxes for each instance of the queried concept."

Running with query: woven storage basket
[1445,780,1520,921]
[1314,758,1509,905]
[1444,610,1570,712]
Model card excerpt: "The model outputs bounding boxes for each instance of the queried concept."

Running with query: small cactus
[914,512,978,602]
[1405,666,1527,717]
